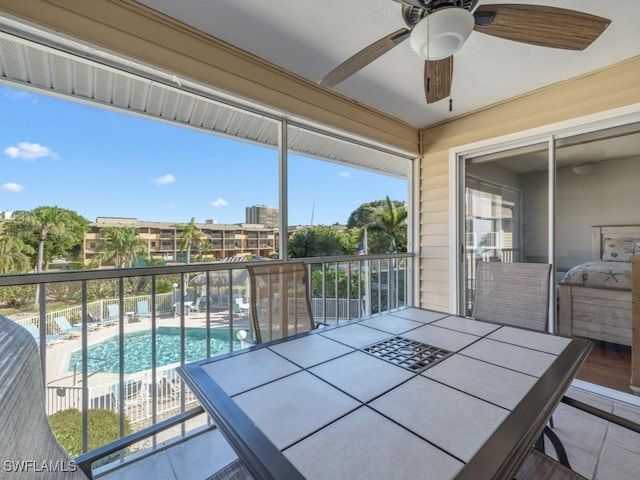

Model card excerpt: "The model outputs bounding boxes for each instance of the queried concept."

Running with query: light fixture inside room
[409,7,474,60]
[572,163,600,175]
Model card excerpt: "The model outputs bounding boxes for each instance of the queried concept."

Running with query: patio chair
[1,315,210,479]
[0,315,90,479]
[136,300,152,320]
[472,261,552,332]
[86,312,110,328]
[111,379,145,409]
[472,262,640,477]
[246,261,325,343]
[105,304,121,326]
[156,375,180,401]
[54,315,84,338]
[23,323,65,347]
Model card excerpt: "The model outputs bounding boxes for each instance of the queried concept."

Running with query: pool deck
[44,310,252,388]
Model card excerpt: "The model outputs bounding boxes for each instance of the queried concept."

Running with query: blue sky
[0,85,407,226]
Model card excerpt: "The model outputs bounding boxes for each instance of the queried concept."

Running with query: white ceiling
[135,0,640,129]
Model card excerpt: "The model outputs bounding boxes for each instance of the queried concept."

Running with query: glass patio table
[178,307,592,480]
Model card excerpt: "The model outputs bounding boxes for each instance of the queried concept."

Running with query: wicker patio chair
[246,261,322,343]
[0,314,90,479]
[1,314,210,479]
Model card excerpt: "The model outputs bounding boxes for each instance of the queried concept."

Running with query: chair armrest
[560,396,640,434]
[75,406,205,479]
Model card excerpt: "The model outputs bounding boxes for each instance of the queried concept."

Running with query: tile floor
[99,428,238,480]
[545,387,640,480]
[98,386,640,480]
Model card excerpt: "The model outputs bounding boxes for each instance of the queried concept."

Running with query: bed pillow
[601,238,639,262]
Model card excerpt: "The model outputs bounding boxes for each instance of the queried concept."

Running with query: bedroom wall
[521,170,549,264]
[523,156,640,271]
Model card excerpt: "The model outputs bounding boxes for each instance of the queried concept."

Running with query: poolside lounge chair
[86,312,111,328]
[54,315,84,338]
[23,323,64,347]
[112,379,145,409]
[106,304,121,326]
[136,300,152,320]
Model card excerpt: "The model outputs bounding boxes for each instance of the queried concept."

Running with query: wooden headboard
[591,225,640,261]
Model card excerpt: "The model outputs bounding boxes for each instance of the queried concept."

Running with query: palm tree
[367,196,408,253]
[95,226,147,268]
[9,207,88,303]
[0,224,33,273]
[173,217,205,264]
[10,206,87,273]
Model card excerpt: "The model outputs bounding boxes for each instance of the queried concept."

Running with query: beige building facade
[83,217,278,265]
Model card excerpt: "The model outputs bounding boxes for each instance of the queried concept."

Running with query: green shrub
[49,408,132,467]
[0,284,36,308]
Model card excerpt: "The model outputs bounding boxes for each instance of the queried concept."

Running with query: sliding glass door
[458,120,640,398]
[554,122,640,396]
[460,142,549,317]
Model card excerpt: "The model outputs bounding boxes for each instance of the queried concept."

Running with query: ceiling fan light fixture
[410,7,474,60]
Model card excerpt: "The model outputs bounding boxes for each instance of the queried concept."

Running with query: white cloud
[338,171,350,178]
[1,183,24,193]
[211,198,228,207]
[153,174,176,185]
[4,142,58,160]
[2,88,36,102]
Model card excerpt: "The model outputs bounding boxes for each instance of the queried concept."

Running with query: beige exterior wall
[419,56,640,312]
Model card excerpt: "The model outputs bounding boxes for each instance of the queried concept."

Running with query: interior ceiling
[135,0,640,129]
[476,130,640,174]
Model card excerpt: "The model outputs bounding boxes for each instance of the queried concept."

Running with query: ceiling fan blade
[473,4,610,50]
[319,28,410,88]
[424,56,452,104]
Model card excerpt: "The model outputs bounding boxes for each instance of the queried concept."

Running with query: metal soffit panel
[0,32,411,178]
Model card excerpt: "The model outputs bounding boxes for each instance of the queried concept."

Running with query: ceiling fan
[318,1,611,107]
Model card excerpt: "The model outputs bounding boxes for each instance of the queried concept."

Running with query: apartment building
[245,205,278,228]
[83,217,279,265]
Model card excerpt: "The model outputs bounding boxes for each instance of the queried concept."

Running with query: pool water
[68,327,241,374]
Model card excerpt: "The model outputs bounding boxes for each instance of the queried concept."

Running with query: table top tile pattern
[181,307,591,480]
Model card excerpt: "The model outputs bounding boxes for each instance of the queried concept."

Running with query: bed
[557,225,640,346]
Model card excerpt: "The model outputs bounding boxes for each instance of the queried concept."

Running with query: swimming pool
[68,327,241,374]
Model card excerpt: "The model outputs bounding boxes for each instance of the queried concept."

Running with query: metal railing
[0,252,413,474]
